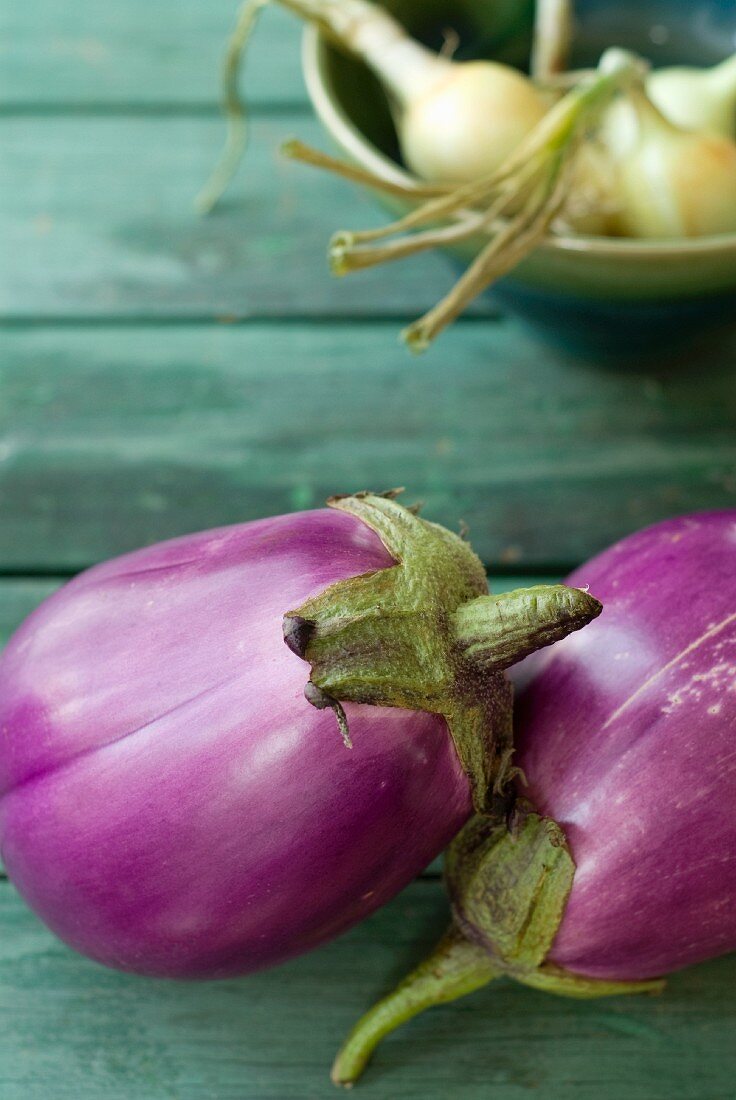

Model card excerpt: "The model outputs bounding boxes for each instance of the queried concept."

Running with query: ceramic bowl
[302,0,736,354]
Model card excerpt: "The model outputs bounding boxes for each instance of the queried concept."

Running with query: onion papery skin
[0,509,471,978]
[613,130,736,239]
[515,511,736,982]
[397,62,549,185]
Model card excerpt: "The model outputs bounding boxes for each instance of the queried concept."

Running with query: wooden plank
[0,2,307,108]
[0,878,734,1099]
[0,114,493,320]
[0,579,64,649]
[0,0,538,111]
[1,322,735,572]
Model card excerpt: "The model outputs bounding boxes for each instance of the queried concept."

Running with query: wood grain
[1,879,734,1100]
[1,2,306,108]
[0,113,489,320]
[1,323,735,571]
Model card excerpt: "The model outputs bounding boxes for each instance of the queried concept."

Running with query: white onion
[611,88,736,239]
[648,53,736,139]
[396,62,548,183]
[281,0,549,184]
[198,0,551,212]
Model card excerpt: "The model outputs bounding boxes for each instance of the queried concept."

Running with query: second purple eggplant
[332,510,736,1086]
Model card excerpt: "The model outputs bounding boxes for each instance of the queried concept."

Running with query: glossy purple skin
[0,509,471,979]
[514,512,736,982]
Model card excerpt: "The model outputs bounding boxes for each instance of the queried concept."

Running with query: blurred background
[1,3,735,1098]
[2,1,735,582]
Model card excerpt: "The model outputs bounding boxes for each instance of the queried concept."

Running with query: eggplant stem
[331,926,498,1087]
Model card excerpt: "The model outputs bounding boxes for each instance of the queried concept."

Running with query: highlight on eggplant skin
[0,505,465,978]
[515,510,736,982]
[0,492,598,980]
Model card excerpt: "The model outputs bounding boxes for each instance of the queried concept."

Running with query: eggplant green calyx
[450,809,664,998]
[283,490,601,812]
[331,808,664,1087]
[448,804,575,971]
[453,584,601,671]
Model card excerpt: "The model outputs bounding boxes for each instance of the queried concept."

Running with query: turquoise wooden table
[1,4,736,1098]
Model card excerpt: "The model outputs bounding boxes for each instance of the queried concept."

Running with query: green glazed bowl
[302,0,736,353]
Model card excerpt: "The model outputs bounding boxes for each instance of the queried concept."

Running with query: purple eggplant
[333,510,736,1086]
[0,491,597,979]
